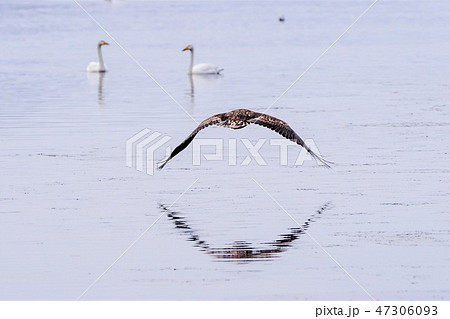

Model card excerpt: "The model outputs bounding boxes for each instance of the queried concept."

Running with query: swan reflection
[186,73,223,98]
[160,202,331,262]
[187,74,194,97]
[87,72,105,105]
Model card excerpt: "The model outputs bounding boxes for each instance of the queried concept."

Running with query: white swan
[182,44,223,75]
[86,40,109,72]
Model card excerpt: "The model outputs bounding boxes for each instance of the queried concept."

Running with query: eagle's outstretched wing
[157,114,223,169]
[248,113,332,168]
[158,109,332,170]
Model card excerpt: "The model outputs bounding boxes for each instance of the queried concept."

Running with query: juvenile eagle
[158,109,332,169]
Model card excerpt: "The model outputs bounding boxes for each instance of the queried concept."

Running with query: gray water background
[0,0,449,300]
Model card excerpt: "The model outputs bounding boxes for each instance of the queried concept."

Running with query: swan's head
[98,40,109,47]
[182,44,193,52]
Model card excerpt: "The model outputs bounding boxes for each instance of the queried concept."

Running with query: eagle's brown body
[158,109,331,169]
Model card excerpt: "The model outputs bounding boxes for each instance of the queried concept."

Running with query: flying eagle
[158,109,332,169]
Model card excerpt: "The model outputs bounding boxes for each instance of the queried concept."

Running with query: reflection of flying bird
[158,108,332,169]
[86,40,109,72]
[161,202,331,262]
[182,44,224,75]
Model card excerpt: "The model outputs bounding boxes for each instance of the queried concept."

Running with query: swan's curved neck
[97,44,105,71]
[188,49,194,74]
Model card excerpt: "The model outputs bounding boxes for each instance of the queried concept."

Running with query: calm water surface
[1,0,449,300]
